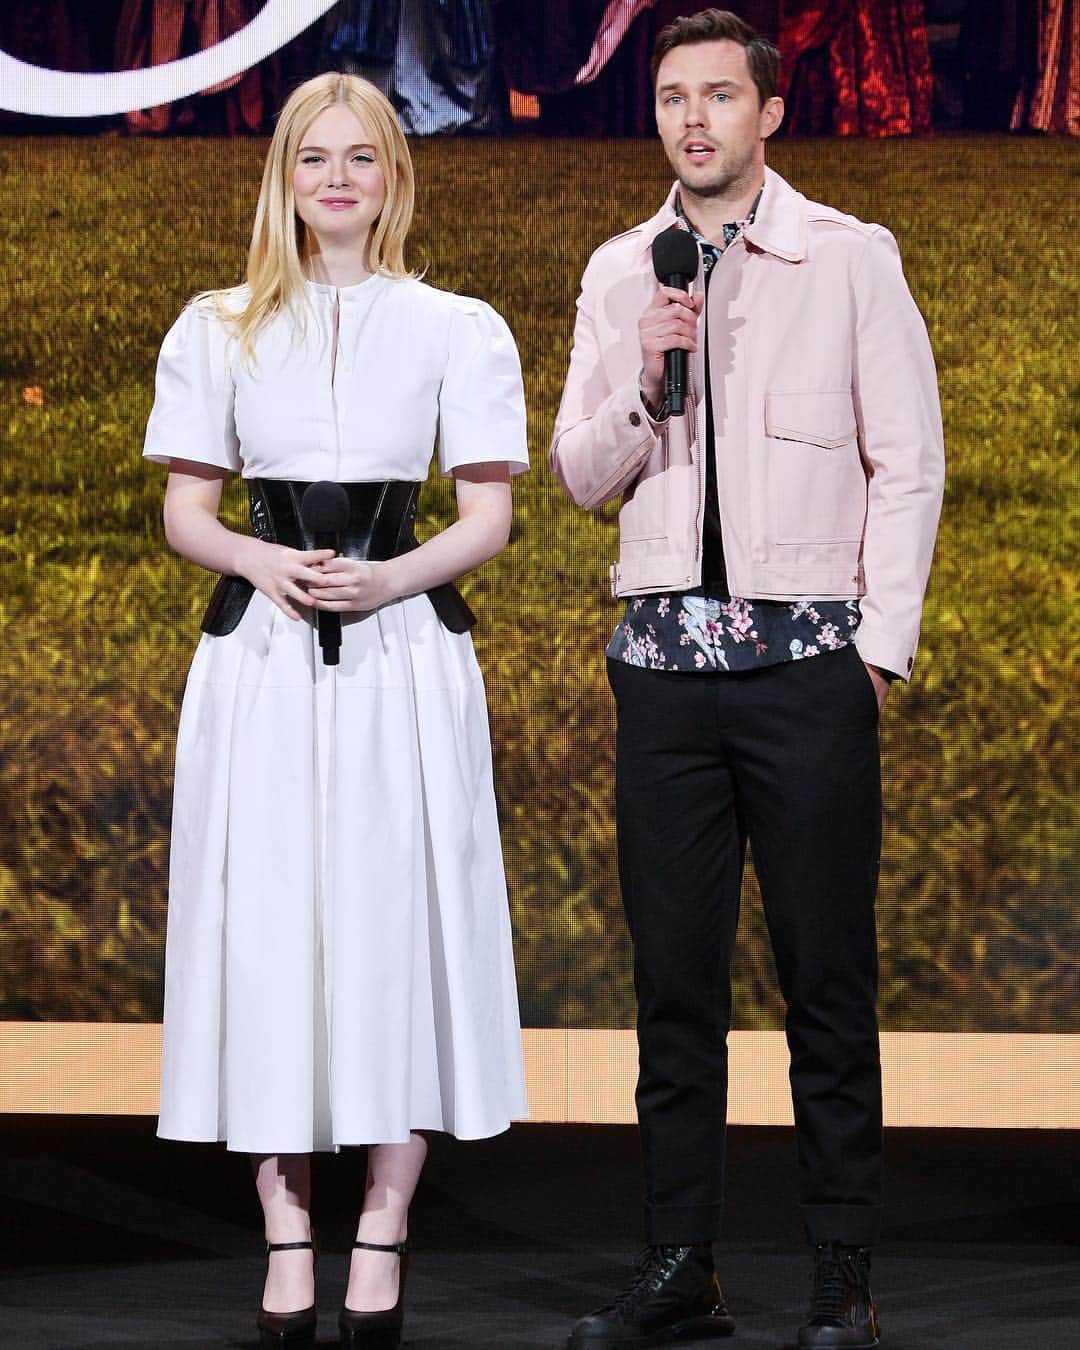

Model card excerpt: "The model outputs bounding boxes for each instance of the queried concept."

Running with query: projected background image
[1,131,1075,1032]
[0,4,1077,1122]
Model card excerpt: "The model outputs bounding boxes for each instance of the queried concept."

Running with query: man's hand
[639,284,704,410]
[863,662,892,712]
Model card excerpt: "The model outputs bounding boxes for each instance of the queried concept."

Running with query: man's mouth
[682,140,716,163]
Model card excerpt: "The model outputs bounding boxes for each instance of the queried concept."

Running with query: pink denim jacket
[550,166,945,680]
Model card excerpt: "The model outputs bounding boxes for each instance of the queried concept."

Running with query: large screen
[1,4,1076,1128]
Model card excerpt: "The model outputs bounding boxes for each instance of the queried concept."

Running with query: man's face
[654,40,781,200]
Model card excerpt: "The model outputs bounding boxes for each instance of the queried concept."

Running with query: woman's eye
[301,155,323,165]
[352,154,374,164]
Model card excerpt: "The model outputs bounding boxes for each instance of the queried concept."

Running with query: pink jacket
[550,166,945,680]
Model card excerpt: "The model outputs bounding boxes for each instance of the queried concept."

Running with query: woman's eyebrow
[297,142,377,154]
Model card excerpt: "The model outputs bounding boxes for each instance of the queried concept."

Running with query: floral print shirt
[608,594,862,673]
[607,201,862,674]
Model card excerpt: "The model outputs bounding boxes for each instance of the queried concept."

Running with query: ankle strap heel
[258,1237,318,1347]
[340,1240,410,1346]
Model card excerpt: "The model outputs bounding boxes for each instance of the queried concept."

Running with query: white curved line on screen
[0,0,339,118]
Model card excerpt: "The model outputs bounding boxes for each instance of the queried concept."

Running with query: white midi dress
[143,274,530,1153]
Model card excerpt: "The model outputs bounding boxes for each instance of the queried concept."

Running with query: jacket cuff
[638,370,670,428]
[853,624,917,683]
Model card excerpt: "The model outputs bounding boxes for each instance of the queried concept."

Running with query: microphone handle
[312,530,342,666]
[662,270,694,416]
[666,349,688,417]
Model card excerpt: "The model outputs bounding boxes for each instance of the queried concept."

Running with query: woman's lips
[320,198,358,209]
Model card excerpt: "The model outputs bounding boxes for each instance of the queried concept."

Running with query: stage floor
[1,1119,1076,1348]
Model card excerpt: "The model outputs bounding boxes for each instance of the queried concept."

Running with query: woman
[143,72,529,1348]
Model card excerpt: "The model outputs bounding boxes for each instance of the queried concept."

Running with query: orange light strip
[0,1025,1075,1128]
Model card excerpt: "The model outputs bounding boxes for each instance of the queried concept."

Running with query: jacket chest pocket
[765,389,867,545]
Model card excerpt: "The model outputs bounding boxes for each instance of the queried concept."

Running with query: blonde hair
[210,73,415,363]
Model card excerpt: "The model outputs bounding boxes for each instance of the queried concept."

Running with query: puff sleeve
[436,299,529,477]
[143,302,242,471]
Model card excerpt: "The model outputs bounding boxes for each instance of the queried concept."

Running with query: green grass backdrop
[0,134,1076,1030]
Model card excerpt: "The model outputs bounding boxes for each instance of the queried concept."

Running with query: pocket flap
[766,389,857,449]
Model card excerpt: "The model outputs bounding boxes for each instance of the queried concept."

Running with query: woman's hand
[296,462,514,617]
[234,536,336,620]
[306,556,395,613]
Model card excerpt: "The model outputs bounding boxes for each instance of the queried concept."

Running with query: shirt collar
[676,186,763,270]
[638,168,809,265]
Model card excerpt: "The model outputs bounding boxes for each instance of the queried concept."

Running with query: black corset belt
[200,478,477,637]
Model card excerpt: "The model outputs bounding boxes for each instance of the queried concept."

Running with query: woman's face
[292,104,387,256]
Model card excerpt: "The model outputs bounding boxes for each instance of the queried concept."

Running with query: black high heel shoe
[339,1239,409,1349]
[257,1238,317,1347]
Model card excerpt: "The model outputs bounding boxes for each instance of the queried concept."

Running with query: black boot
[797,1242,880,1348]
[568,1243,735,1347]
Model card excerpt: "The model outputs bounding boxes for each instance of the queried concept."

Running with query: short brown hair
[651,9,780,106]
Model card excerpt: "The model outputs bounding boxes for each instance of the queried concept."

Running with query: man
[550,10,944,1349]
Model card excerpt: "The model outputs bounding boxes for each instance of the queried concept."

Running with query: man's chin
[677,171,735,201]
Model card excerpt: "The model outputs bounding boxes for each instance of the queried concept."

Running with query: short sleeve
[437,299,529,476]
[143,301,242,471]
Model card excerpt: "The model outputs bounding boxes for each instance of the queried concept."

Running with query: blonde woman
[144,73,529,1349]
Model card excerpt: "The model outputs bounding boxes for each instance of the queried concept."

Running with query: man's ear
[760,95,785,140]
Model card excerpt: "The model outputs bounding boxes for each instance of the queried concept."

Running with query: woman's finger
[317,557,368,580]
[309,587,357,603]
[292,565,336,588]
[282,581,317,607]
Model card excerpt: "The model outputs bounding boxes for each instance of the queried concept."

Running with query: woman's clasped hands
[238,537,396,621]
[307,553,395,614]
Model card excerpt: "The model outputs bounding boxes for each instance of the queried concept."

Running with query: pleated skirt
[157,588,528,1153]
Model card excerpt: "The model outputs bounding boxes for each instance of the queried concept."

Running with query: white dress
[144,274,530,1153]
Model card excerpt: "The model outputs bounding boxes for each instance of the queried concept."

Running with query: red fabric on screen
[779,1,933,136]
[115,0,279,133]
[1011,0,1080,134]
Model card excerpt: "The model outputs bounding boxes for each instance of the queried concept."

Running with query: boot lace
[808,1243,851,1323]
[614,1246,688,1316]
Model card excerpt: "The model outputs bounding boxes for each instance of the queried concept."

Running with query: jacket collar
[744,165,807,261]
[636,164,807,264]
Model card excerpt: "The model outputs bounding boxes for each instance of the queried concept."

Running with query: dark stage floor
[0,1119,1077,1349]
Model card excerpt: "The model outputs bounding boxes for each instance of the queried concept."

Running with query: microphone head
[300,480,351,534]
[651,226,699,284]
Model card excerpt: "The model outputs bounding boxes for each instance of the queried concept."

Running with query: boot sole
[797,1338,878,1349]
[569,1313,736,1347]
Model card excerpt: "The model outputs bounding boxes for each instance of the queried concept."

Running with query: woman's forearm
[164,498,254,577]
[379,506,510,601]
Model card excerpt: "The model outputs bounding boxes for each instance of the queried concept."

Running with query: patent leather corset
[200,478,476,637]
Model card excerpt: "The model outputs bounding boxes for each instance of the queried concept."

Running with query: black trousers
[607,645,883,1248]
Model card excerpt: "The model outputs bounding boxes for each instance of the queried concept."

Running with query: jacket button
[629,411,641,427]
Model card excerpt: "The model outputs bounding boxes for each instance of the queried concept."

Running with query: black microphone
[651,226,700,416]
[300,481,350,667]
